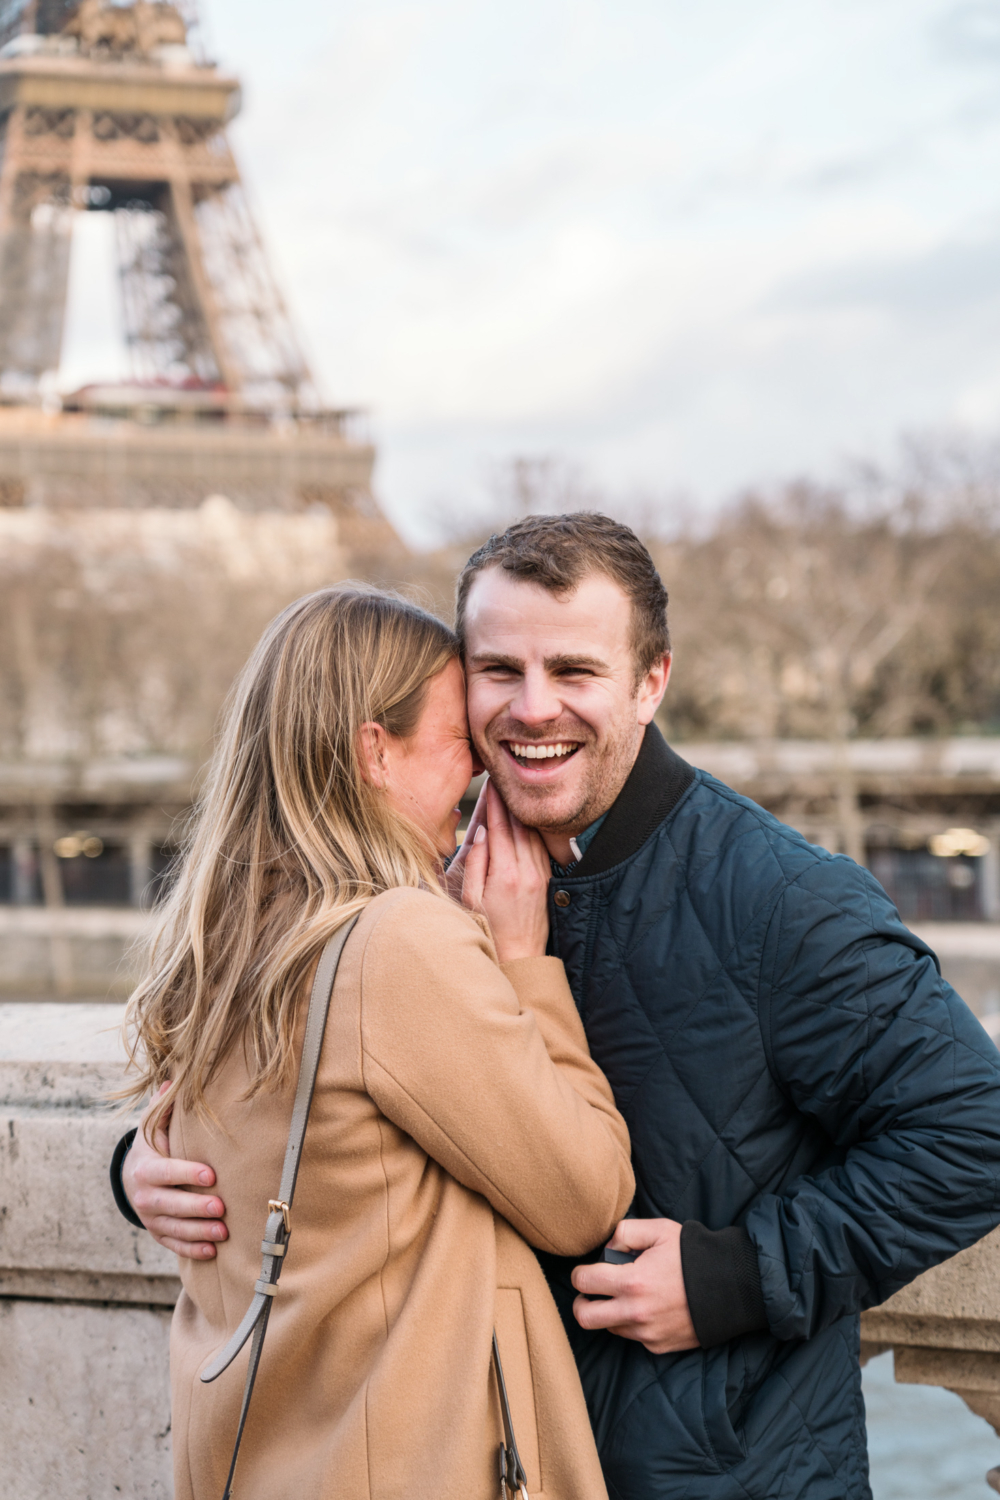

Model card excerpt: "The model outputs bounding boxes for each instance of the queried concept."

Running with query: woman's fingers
[447,779,488,884]
[477,782,550,961]
[503,801,549,890]
[461,826,488,910]
[486,780,517,868]
[465,779,488,841]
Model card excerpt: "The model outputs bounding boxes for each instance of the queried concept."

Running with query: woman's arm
[359,888,634,1257]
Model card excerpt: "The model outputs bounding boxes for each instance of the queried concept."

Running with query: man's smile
[502,739,583,773]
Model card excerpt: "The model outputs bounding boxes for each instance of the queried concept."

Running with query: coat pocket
[494,1287,542,1494]
[701,1342,748,1467]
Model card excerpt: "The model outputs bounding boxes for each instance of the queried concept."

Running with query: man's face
[463,568,670,844]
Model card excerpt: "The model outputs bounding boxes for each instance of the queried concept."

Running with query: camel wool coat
[169,886,635,1500]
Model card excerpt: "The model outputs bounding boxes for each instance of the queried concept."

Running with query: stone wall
[0,1002,176,1498]
[0,907,149,997]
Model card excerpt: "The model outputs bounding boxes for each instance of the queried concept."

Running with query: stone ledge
[895,1345,1000,1394]
[861,1309,1000,1353]
[0,1266,180,1306]
[0,908,151,937]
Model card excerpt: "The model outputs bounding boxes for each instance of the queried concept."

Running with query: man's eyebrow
[543,653,610,672]
[467,651,610,672]
[468,652,524,670]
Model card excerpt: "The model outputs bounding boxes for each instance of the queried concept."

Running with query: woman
[122,584,634,1500]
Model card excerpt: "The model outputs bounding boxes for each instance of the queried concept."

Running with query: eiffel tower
[0,0,388,538]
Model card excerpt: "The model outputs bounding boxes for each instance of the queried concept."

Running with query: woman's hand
[123,1084,229,1259]
[443,778,487,901]
[461,780,550,962]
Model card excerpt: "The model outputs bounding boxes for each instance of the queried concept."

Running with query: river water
[864,1352,1000,1497]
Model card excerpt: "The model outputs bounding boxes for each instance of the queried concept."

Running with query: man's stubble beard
[480,715,643,836]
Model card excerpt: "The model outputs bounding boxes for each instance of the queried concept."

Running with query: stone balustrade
[0,1002,176,1498]
[861,1233,1000,1491]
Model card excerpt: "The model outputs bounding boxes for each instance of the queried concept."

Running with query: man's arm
[573,856,1000,1353]
[747,858,1000,1342]
[110,1089,228,1260]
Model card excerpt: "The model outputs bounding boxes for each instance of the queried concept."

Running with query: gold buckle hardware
[267,1199,291,1232]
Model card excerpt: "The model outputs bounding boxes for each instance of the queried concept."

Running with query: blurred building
[2,732,998,998]
[687,738,1000,924]
[0,0,407,993]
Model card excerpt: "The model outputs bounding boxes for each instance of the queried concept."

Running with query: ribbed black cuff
[679,1221,769,1348]
[110,1128,145,1230]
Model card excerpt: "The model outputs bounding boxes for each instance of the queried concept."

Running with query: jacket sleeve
[357,890,635,1256]
[745,856,1000,1342]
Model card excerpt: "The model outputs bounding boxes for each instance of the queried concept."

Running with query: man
[116,513,1000,1499]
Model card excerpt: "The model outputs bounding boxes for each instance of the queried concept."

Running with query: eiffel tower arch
[0,0,394,554]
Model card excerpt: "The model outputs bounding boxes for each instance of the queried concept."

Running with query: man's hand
[123,1084,228,1260]
[571,1218,700,1355]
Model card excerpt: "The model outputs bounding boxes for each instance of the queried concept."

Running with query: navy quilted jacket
[539,725,1000,1500]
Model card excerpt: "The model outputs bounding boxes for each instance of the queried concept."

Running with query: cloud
[55,0,1000,541]
[935,0,1000,62]
[771,230,1000,316]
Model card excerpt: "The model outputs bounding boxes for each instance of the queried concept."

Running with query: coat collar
[566,723,695,880]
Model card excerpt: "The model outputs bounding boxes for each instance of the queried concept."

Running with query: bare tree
[652,479,1000,855]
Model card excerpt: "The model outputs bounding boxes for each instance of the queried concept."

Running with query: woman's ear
[358,722,390,787]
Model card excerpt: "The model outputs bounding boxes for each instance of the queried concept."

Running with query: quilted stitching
[545,768,1000,1500]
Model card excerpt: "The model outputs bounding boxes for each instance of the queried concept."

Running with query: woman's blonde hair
[123,583,459,1134]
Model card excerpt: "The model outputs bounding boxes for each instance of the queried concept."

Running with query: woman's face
[382,657,474,859]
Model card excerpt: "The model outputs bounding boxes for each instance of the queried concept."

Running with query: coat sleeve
[745,856,1000,1342]
[357,890,634,1256]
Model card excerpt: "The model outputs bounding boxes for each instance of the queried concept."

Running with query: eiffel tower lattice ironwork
[0,0,317,413]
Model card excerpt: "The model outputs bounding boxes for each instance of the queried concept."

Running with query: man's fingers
[572,1292,640,1332]
[151,1233,221,1261]
[145,1081,174,1154]
[571,1260,632,1298]
[139,1155,217,1190]
[607,1218,667,1253]
[133,1185,226,1222]
[572,1294,696,1353]
[143,1211,228,1244]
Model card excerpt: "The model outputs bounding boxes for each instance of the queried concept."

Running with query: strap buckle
[267,1199,291,1233]
[499,1444,528,1498]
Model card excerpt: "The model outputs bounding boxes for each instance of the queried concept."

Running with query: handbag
[199,914,531,1500]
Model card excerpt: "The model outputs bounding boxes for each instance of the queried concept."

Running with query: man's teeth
[509,742,576,760]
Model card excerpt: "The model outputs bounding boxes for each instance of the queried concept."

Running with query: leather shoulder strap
[198,914,360,1500]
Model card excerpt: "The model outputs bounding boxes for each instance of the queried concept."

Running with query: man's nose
[509,669,562,726]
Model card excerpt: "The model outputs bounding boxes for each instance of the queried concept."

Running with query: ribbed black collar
[565,723,695,880]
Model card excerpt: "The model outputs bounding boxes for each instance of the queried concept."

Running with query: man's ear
[358,722,389,787]
[637,654,672,726]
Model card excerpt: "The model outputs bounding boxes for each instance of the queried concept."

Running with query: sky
[57,0,1000,542]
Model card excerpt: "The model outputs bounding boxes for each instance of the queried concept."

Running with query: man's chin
[485,766,587,832]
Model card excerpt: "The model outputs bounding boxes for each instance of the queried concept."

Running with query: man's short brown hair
[455,512,670,678]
